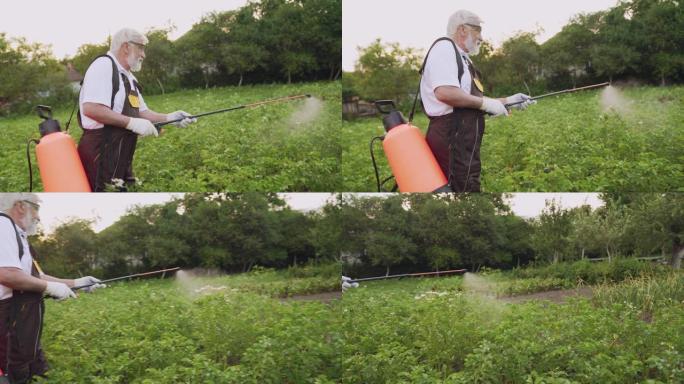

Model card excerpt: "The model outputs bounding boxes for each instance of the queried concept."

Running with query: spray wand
[154,94,311,131]
[347,269,467,284]
[72,267,181,290]
[505,82,610,108]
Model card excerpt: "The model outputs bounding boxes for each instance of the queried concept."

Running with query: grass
[1,81,341,192]
[342,86,684,192]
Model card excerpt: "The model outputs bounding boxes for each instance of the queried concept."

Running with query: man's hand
[126,117,159,137]
[74,276,106,293]
[166,111,197,128]
[44,281,77,300]
[505,93,536,110]
[342,276,359,292]
[480,97,509,117]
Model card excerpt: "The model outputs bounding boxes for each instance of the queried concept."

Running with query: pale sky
[32,193,602,234]
[0,0,248,59]
[343,0,619,71]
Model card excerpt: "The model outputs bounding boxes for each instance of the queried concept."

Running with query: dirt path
[499,286,594,304]
[280,291,342,303]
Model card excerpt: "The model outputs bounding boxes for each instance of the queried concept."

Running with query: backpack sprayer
[369,82,610,192]
[71,267,180,291]
[27,105,91,192]
[370,100,449,193]
[153,94,311,131]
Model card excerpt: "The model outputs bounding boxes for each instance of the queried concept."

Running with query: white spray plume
[287,97,324,128]
[600,86,632,116]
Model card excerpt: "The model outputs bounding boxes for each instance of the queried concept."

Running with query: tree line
[329,193,682,276]
[29,193,682,279]
[343,0,683,109]
[0,0,341,115]
[30,193,342,279]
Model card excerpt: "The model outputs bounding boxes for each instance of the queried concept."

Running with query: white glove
[341,276,359,292]
[166,111,197,128]
[44,281,77,300]
[505,93,536,110]
[479,97,509,117]
[74,276,106,293]
[126,117,159,137]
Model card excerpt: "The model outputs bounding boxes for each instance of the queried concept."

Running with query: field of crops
[342,86,684,192]
[340,268,684,383]
[37,266,342,383]
[0,81,341,192]
[32,260,684,383]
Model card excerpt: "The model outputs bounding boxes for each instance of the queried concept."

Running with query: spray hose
[26,139,40,192]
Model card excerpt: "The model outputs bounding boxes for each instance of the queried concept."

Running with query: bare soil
[500,286,594,304]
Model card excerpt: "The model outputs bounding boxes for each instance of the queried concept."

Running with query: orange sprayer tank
[35,106,91,192]
[375,100,449,193]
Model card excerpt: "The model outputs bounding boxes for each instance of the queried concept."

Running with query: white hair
[0,193,41,213]
[446,10,484,37]
[110,28,149,52]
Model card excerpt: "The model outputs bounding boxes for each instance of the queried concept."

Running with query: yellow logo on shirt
[128,94,140,108]
[474,78,484,93]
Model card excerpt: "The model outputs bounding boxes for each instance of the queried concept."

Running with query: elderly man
[77,28,196,192]
[419,10,534,192]
[0,194,104,383]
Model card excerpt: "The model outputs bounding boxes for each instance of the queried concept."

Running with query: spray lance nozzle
[35,105,62,137]
[374,100,407,132]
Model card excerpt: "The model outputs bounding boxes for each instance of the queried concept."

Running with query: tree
[137,28,178,94]
[364,195,416,275]
[354,39,422,105]
[531,200,573,263]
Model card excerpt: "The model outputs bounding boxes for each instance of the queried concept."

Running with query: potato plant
[36,271,342,383]
[0,81,341,192]
[341,271,684,383]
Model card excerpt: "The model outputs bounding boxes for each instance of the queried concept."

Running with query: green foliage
[342,272,684,383]
[0,33,73,115]
[36,273,341,383]
[342,86,684,192]
[0,81,341,192]
[509,258,669,284]
[350,38,422,109]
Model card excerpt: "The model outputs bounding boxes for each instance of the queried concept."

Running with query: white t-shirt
[420,38,474,117]
[0,217,34,300]
[79,52,148,129]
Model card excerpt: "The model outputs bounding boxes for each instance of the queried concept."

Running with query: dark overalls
[0,214,48,384]
[77,55,142,192]
[423,38,486,192]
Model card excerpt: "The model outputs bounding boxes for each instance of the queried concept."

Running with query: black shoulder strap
[409,37,464,122]
[0,213,24,260]
[73,54,121,130]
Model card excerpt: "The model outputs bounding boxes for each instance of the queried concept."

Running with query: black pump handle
[36,105,52,120]
[374,100,397,114]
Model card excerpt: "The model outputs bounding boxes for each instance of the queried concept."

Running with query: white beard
[20,210,39,236]
[465,34,481,56]
[127,53,143,72]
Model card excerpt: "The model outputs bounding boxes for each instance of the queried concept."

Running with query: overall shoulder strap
[409,37,464,122]
[0,213,24,260]
[74,54,121,130]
